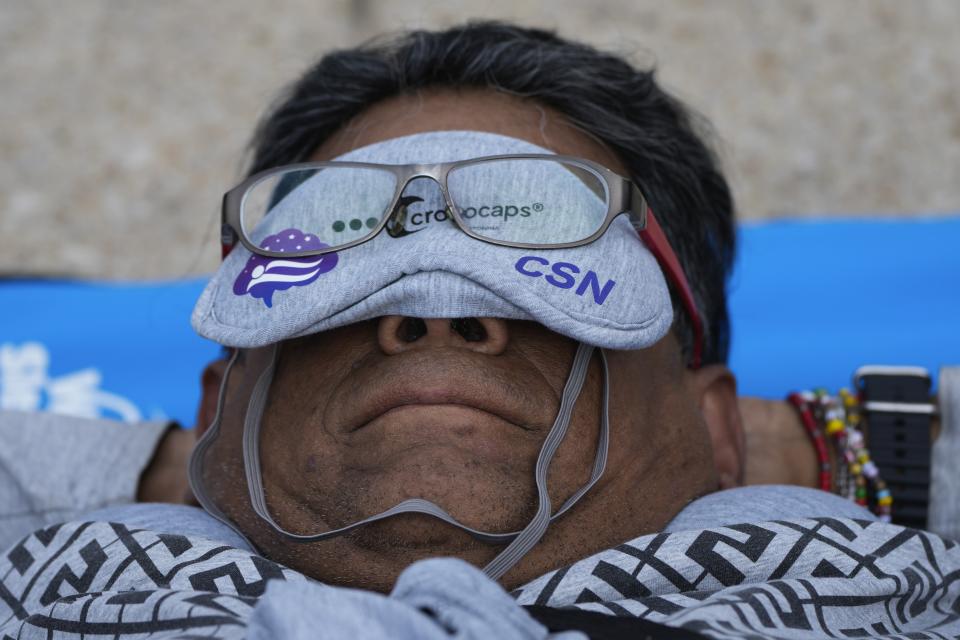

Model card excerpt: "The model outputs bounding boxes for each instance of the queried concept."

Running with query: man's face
[200,88,739,591]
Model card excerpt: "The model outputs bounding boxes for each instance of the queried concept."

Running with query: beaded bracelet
[786,392,832,492]
[787,387,892,522]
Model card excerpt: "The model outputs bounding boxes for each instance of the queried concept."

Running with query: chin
[330,463,537,534]
[346,512,488,552]
[252,515,499,593]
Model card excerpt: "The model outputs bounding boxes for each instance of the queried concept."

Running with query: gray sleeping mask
[191,130,674,349]
[188,130,669,582]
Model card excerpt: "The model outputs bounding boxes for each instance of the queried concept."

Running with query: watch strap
[855,366,934,529]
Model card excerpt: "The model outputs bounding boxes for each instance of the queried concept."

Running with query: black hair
[247,21,736,365]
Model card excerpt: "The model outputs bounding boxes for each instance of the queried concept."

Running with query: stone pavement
[2,0,958,278]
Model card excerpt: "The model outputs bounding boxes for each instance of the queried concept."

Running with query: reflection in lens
[447,159,608,244]
[241,167,397,248]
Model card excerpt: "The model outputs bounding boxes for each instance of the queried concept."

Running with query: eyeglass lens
[239,159,609,250]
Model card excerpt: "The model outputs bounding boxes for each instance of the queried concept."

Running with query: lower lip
[347,404,528,457]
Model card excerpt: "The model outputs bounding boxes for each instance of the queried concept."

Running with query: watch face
[855,366,933,403]
[854,365,931,386]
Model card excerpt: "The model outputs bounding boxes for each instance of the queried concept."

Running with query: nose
[377,316,510,355]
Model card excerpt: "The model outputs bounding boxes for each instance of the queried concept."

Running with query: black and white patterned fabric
[0,521,305,638]
[1,517,959,639]
[514,517,960,639]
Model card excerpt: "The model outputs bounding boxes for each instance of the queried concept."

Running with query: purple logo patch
[233,228,338,308]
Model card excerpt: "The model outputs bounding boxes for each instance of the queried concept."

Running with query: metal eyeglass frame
[220,153,704,367]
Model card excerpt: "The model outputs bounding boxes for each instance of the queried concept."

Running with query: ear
[689,365,745,489]
[195,357,229,439]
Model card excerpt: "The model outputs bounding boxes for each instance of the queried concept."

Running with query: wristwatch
[854,365,936,529]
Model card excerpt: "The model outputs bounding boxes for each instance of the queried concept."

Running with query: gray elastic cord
[481,342,604,580]
[195,341,610,581]
[188,349,258,551]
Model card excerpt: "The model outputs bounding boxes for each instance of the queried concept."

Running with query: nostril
[450,317,487,342]
[397,317,427,342]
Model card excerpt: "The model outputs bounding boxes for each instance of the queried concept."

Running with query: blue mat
[0,279,218,425]
[1,217,958,425]
[728,218,959,397]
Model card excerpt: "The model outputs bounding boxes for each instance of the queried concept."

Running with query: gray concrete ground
[2,0,959,279]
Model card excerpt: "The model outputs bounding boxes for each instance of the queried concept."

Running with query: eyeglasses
[220,154,704,367]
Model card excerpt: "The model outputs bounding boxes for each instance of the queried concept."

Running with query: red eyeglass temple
[221,209,704,368]
[639,209,704,369]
